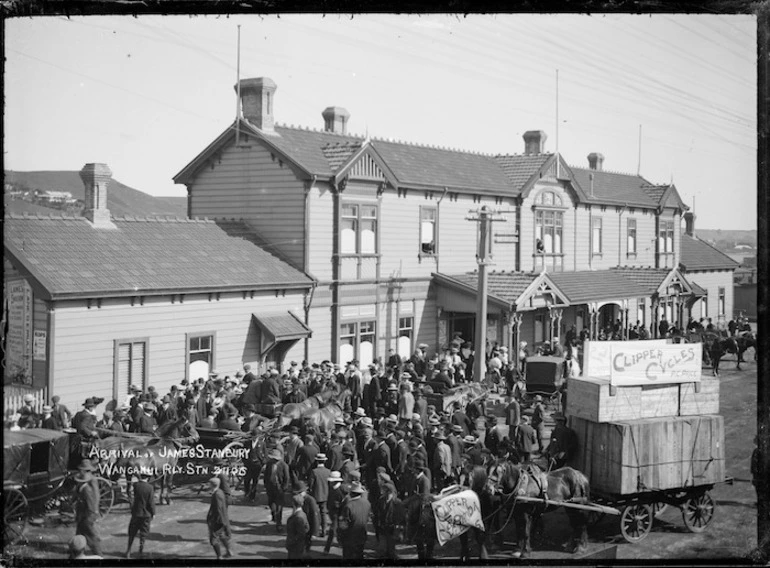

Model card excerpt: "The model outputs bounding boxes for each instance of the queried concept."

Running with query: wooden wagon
[3,429,115,547]
[523,355,565,405]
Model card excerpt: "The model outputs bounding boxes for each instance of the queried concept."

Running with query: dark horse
[402,467,491,560]
[735,331,757,364]
[489,460,590,558]
[701,333,741,375]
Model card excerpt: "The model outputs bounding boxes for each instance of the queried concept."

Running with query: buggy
[3,429,115,547]
[523,355,565,404]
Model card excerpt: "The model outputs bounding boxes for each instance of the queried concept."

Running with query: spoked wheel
[681,491,715,533]
[619,503,653,543]
[96,477,115,517]
[3,487,29,546]
[653,502,669,517]
[222,441,245,491]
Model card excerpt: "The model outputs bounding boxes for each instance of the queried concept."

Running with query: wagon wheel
[96,477,115,517]
[681,491,715,533]
[222,441,245,491]
[619,503,653,543]
[653,502,668,517]
[3,487,29,546]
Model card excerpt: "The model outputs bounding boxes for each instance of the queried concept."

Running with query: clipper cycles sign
[609,343,702,386]
[431,489,485,546]
[583,339,668,380]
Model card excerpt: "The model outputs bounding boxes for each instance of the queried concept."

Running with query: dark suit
[261,377,281,404]
[451,411,473,437]
[137,413,157,435]
[294,443,319,482]
[302,493,321,551]
[241,380,261,406]
[338,494,371,559]
[73,410,97,438]
[76,478,102,555]
[265,459,290,528]
[286,509,309,559]
[128,480,155,551]
[207,488,231,553]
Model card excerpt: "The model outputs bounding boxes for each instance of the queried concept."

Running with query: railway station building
[174,76,734,368]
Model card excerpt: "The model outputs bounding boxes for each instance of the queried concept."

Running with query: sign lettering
[609,343,702,386]
[430,489,485,546]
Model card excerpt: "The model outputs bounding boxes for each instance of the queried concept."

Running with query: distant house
[4,163,314,411]
[678,212,740,326]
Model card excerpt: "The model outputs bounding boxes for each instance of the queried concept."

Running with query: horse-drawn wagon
[522,355,565,405]
[3,429,115,547]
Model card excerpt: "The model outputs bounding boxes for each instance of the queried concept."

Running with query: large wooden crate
[678,375,720,416]
[566,378,680,422]
[570,414,725,495]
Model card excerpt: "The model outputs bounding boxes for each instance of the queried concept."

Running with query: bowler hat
[143,402,155,412]
[293,481,308,494]
[83,398,96,408]
[349,482,365,494]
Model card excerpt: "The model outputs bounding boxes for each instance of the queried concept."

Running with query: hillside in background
[4,170,187,218]
[696,229,757,251]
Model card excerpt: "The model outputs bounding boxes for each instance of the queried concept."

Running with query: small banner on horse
[430,489,485,546]
[609,343,702,386]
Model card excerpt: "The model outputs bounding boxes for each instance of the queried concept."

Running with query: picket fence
[4,384,49,422]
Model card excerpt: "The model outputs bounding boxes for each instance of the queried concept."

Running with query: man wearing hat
[156,395,178,428]
[544,413,577,469]
[377,479,402,559]
[531,395,547,453]
[397,382,415,426]
[308,453,331,537]
[72,398,99,439]
[40,405,57,430]
[447,424,464,484]
[284,426,304,478]
[96,410,124,436]
[463,435,484,467]
[126,470,155,558]
[337,480,371,559]
[16,393,38,429]
[285,492,310,559]
[432,429,453,492]
[242,426,266,502]
[261,369,282,405]
[515,416,537,463]
[323,470,345,554]
[339,444,358,483]
[50,395,72,430]
[74,459,102,556]
[137,402,158,435]
[294,434,319,483]
[264,448,291,532]
[293,481,321,554]
[206,477,233,559]
[485,416,504,457]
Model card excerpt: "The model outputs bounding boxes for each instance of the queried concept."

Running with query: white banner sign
[609,343,702,386]
[431,489,485,546]
[33,330,47,361]
[583,339,668,380]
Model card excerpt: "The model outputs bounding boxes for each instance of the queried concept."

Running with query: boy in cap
[206,477,232,559]
[74,459,102,556]
[126,471,155,558]
[285,493,309,559]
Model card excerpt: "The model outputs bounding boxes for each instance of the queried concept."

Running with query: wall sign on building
[6,278,33,384]
[33,330,47,361]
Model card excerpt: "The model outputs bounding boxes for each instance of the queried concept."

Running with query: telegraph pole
[467,206,508,383]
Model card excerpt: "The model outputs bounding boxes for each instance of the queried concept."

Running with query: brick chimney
[322,106,350,135]
[523,131,547,155]
[235,77,277,132]
[684,211,696,237]
[80,163,115,229]
[587,152,605,171]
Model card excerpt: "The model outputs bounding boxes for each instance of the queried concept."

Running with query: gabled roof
[679,233,740,271]
[4,214,313,300]
[609,267,672,294]
[492,153,553,192]
[568,166,659,208]
[547,270,652,303]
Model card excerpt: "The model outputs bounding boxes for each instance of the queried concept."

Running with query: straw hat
[328,471,343,483]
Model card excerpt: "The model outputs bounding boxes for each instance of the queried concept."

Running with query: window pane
[341,323,356,337]
[342,204,358,218]
[421,208,435,221]
[200,336,211,350]
[544,230,553,253]
[361,206,377,219]
[131,342,145,388]
[339,343,355,366]
[360,221,376,253]
[189,336,199,351]
[397,335,411,359]
[555,227,562,253]
[341,221,357,254]
[543,192,553,206]
[360,321,375,335]
[555,195,563,206]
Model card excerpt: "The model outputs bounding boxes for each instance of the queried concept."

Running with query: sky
[4,14,757,230]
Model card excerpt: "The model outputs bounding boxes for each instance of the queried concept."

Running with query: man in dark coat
[74,459,102,556]
[72,398,99,439]
[243,428,266,502]
[261,370,282,404]
[308,454,331,538]
[242,364,259,385]
[294,435,319,482]
[378,481,402,559]
[544,414,578,469]
[156,396,178,428]
[285,493,309,559]
[137,403,158,435]
[206,477,232,559]
[323,470,346,554]
[294,481,321,554]
[241,376,262,407]
[505,396,521,431]
[337,482,371,559]
[451,401,474,437]
[51,395,72,430]
[515,416,538,462]
[264,449,291,532]
[126,472,155,558]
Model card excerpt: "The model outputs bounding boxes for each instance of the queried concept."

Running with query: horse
[735,331,757,363]
[94,418,192,505]
[488,460,590,558]
[278,388,337,427]
[701,333,741,375]
[301,390,349,434]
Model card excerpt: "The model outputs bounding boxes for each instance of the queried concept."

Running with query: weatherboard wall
[49,291,307,412]
[188,140,307,270]
[685,269,735,323]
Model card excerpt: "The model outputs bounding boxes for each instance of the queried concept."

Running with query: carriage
[522,356,565,405]
[424,382,488,414]
[3,429,115,547]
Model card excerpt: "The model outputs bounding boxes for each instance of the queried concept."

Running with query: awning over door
[252,312,312,358]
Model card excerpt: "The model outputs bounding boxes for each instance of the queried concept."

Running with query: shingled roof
[547,270,653,303]
[493,154,553,190]
[4,214,313,300]
[609,267,672,294]
[679,233,740,271]
[441,271,538,305]
[569,166,659,208]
